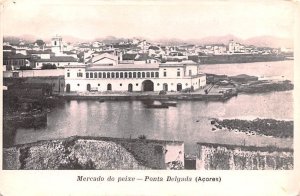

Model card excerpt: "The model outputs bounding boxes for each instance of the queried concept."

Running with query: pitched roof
[86,63,159,71]
[35,56,78,62]
[3,45,16,50]
[4,52,30,59]
[122,53,138,60]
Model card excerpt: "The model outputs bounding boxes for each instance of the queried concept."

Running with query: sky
[0,0,296,41]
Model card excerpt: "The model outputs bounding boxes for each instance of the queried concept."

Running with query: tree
[19,65,33,70]
[41,63,57,69]
[35,39,45,47]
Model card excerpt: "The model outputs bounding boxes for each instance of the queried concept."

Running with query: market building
[64,58,206,93]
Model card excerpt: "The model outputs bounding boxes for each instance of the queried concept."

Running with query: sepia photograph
[0,0,299,194]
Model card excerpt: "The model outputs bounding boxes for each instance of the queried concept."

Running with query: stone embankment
[3,136,184,170]
[196,143,293,170]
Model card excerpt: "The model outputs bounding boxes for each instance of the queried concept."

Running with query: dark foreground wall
[196,143,293,170]
[3,136,183,170]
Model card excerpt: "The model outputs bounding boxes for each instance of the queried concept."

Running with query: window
[107,72,110,78]
[138,72,141,78]
[103,72,106,78]
[146,72,150,78]
[77,84,80,86]
[120,83,122,86]
[86,73,89,78]
[77,72,83,77]
[163,72,167,77]
[133,72,136,78]
[129,72,132,78]
[125,72,128,78]
[98,84,100,86]
[120,72,123,78]
[177,71,180,77]
[155,72,159,78]
[136,83,138,86]
[157,83,160,86]
[142,72,145,78]
[189,70,192,76]
[67,72,70,77]
[116,72,119,78]
[111,72,115,78]
[90,73,93,78]
[151,72,154,78]
[94,72,97,78]
[98,72,102,78]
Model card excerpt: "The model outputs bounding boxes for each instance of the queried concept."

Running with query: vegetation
[213,118,293,138]
[237,80,294,93]
[41,63,57,69]
[18,65,33,70]
[138,135,147,140]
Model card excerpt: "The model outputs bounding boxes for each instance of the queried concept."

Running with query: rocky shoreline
[236,80,293,94]
[211,118,293,138]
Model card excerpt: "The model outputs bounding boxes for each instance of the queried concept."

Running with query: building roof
[3,45,15,49]
[122,53,138,60]
[160,60,198,67]
[85,63,159,71]
[4,52,30,60]
[35,56,78,62]
[27,50,53,55]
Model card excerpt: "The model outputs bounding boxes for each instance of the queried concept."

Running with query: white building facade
[64,60,206,93]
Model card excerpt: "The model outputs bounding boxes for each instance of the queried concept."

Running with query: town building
[35,56,78,69]
[64,59,206,93]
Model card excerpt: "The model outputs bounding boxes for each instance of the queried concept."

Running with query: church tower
[51,35,63,55]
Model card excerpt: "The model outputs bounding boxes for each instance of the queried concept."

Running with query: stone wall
[3,136,184,170]
[196,143,293,170]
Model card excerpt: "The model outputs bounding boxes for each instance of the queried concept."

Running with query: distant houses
[2,35,292,73]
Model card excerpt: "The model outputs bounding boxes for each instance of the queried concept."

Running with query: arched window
[142,72,145,78]
[125,72,128,78]
[116,72,119,78]
[129,72,132,78]
[107,72,110,78]
[120,72,123,78]
[155,72,159,78]
[103,72,106,78]
[94,72,97,78]
[151,72,154,78]
[90,73,93,78]
[86,72,89,78]
[133,72,136,78]
[111,72,115,78]
[137,72,141,78]
[146,72,150,78]
[98,72,102,78]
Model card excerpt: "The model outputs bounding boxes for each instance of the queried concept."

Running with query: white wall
[65,75,206,92]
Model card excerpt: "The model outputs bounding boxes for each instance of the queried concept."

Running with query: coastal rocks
[237,80,293,94]
[211,118,293,138]
[196,143,293,170]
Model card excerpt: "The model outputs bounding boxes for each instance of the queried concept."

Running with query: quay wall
[196,143,293,170]
[3,136,184,170]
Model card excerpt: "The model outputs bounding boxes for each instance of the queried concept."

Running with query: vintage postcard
[0,0,299,195]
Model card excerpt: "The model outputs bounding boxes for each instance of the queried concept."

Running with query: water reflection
[14,91,293,155]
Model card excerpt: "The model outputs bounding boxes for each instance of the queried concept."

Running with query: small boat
[161,101,177,107]
[144,101,169,109]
